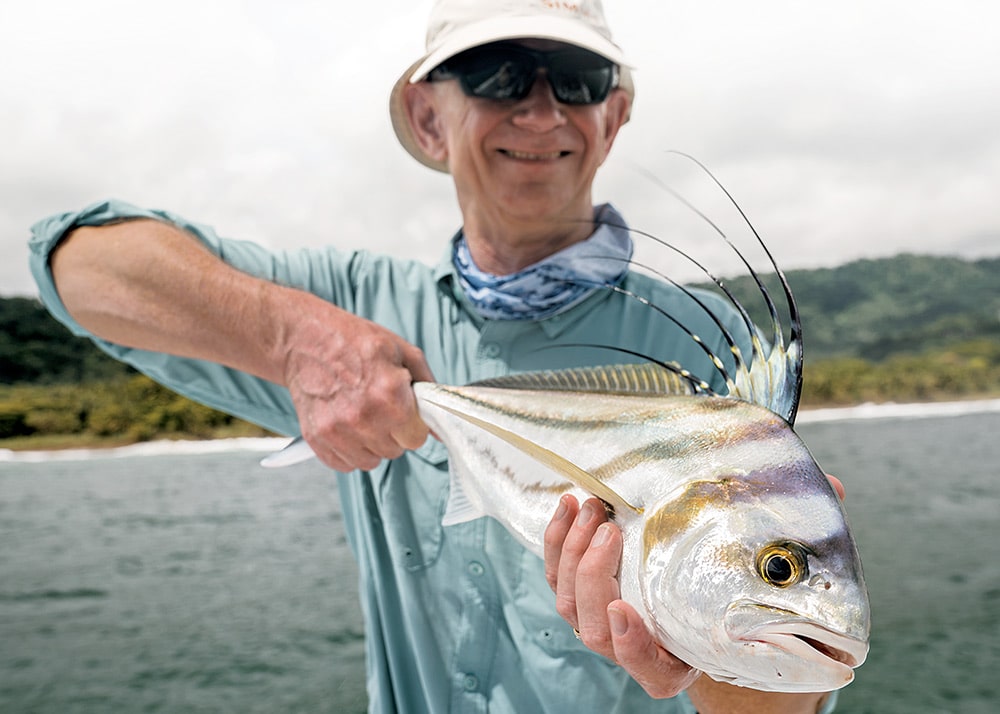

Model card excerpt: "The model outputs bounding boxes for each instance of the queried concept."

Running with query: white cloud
[2,0,998,296]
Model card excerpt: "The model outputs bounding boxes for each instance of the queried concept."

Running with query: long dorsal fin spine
[588,224,759,401]
[564,256,743,396]
[666,151,804,423]
[609,178,767,383]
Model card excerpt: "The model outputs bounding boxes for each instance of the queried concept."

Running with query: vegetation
[710,254,1000,361]
[0,376,272,449]
[801,339,1000,406]
[2,253,998,449]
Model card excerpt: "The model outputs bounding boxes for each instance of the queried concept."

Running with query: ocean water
[1,404,998,713]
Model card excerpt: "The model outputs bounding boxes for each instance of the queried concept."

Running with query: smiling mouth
[499,149,570,160]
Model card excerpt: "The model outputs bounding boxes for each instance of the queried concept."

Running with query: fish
[263,154,870,692]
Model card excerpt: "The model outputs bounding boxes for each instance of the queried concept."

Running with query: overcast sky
[2,0,998,296]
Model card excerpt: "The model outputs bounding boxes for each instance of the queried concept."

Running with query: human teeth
[503,150,564,160]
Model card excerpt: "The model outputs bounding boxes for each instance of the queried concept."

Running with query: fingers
[607,600,701,699]
[544,496,620,659]
[574,520,623,657]
[543,494,579,592]
[553,498,607,631]
[401,341,436,385]
[543,497,702,700]
[826,473,846,500]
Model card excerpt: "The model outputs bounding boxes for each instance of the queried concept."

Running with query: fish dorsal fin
[470,363,709,397]
[425,399,642,517]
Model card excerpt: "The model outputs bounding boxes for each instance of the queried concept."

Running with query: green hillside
[712,253,1000,361]
[2,253,998,447]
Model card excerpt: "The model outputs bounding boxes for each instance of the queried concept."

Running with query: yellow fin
[431,402,642,516]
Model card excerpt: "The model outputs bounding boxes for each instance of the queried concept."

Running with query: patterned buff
[454,204,633,321]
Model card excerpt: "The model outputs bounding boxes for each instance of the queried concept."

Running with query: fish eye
[756,543,808,588]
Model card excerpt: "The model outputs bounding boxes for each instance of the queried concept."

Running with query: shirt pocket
[376,438,450,572]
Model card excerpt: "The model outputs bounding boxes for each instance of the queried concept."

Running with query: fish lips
[724,603,869,691]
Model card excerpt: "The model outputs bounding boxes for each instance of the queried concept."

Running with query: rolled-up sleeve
[27,199,305,435]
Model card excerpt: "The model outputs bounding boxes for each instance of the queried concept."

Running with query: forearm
[50,218,318,386]
[687,676,829,714]
[50,217,433,470]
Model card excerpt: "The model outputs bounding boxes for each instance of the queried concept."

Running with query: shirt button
[463,674,479,691]
[467,561,484,577]
[482,342,501,358]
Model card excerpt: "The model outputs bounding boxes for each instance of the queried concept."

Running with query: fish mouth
[726,604,868,678]
[742,621,868,671]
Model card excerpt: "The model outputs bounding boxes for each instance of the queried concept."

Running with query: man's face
[407,41,631,229]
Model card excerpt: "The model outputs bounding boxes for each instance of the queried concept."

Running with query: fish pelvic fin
[470,363,707,397]
[426,400,642,517]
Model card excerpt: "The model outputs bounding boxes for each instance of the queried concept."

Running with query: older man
[29,1,839,712]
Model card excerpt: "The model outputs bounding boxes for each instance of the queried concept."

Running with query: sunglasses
[428,41,619,105]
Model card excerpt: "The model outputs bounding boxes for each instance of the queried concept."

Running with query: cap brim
[389,17,635,173]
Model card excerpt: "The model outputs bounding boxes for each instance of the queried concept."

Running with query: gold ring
[573,628,581,640]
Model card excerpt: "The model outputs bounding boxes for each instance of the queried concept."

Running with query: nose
[511,72,567,132]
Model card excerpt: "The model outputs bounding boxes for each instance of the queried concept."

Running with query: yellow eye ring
[756,543,808,588]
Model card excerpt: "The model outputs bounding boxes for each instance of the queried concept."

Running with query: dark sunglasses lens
[439,43,616,105]
[448,46,536,100]
[548,50,615,104]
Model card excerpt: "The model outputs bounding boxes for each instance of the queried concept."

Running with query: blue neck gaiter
[453,204,633,321]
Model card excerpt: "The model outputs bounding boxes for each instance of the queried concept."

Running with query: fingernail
[576,501,595,526]
[591,523,612,547]
[608,607,628,636]
[554,497,568,521]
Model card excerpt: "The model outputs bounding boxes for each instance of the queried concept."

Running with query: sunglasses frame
[428,41,620,106]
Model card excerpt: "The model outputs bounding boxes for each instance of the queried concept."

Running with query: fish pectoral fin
[433,403,641,517]
[441,472,486,526]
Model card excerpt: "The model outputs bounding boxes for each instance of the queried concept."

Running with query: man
[29,1,839,711]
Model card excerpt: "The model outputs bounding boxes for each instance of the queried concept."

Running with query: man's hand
[277,296,434,472]
[543,495,700,698]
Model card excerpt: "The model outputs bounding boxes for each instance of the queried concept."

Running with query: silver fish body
[415,380,870,693]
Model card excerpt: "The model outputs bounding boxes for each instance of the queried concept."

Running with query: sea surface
[2,402,998,713]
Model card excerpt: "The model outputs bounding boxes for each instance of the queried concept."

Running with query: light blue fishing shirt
[28,200,838,714]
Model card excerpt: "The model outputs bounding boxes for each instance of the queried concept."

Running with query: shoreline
[796,396,1000,424]
[3,397,1000,463]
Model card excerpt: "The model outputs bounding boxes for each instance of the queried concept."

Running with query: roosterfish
[263,157,870,693]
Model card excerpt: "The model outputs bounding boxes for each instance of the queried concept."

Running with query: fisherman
[29,0,841,711]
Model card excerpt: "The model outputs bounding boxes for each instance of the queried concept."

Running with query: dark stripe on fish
[641,464,827,557]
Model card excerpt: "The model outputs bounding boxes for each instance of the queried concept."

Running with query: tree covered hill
[0,297,132,385]
[714,253,1000,362]
[2,253,998,387]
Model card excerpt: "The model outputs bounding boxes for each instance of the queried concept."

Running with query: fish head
[637,429,870,693]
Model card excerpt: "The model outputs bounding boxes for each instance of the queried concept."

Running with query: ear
[403,82,449,165]
[599,88,632,157]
